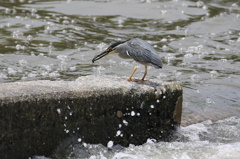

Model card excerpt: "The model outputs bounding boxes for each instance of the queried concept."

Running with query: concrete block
[0,75,182,159]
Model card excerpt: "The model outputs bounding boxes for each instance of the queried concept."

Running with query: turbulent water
[1,0,240,158]
[47,117,240,159]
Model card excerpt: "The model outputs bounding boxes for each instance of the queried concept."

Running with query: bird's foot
[127,78,133,81]
[127,78,148,82]
[137,78,148,82]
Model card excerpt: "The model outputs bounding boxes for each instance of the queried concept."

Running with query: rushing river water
[1,0,240,158]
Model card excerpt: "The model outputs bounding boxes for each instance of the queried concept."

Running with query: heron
[92,38,162,81]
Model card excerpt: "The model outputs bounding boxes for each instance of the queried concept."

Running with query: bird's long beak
[92,51,109,63]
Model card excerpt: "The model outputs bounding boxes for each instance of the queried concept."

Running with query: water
[34,117,240,159]
[1,0,240,158]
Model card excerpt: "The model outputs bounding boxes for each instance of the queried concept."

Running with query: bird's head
[92,41,124,63]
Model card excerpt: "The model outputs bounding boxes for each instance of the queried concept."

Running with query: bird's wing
[126,38,162,68]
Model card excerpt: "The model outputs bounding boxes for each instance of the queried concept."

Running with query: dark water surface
[1,0,240,158]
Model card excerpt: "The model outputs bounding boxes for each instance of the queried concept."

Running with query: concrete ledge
[0,75,182,159]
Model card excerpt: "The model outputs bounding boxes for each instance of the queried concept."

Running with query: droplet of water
[107,141,114,148]
[57,108,61,114]
[116,130,121,137]
[131,111,135,116]
[64,129,69,133]
[83,143,87,147]
[123,120,128,126]
[118,124,122,128]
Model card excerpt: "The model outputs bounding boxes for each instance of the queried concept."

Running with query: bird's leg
[141,65,148,81]
[127,66,137,81]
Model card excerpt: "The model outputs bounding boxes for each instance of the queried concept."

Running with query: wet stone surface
[0,75,182,159]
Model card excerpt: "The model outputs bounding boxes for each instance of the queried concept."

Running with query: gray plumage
[92,38,162,81]
[115,38,162,69]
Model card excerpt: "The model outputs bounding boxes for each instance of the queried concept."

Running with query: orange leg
[141,65,148,81]
[127,66,137,81]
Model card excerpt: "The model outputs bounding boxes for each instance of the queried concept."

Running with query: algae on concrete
[0,75,182,159]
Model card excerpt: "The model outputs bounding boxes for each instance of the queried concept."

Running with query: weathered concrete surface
[0,75,182,159]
